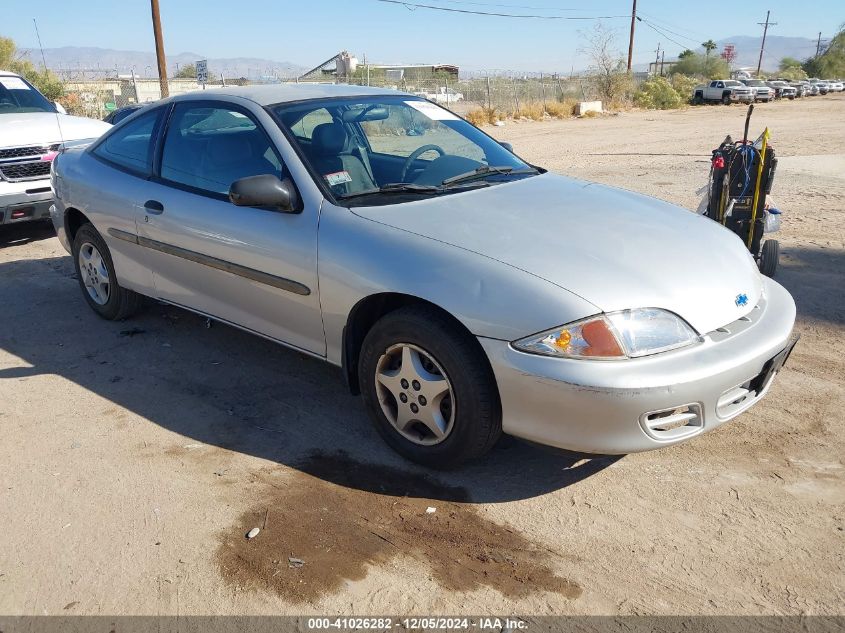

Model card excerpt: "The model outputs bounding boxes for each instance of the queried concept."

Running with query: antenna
[32,18,48,71]
[32,18,66,149]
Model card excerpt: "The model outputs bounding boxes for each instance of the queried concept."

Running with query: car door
[135,99,325,356]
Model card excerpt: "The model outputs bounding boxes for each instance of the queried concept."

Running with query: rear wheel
[72,224,144,320]
[358,306,501,468]
[759,239,780,278]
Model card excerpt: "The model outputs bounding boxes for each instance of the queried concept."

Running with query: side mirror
[500,141,514,153]
[53,102,67,115]
[229,174,300,213]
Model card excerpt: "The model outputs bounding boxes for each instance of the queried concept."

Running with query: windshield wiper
[441,165,538,187]
[336,182,444,200]
[337,180,491,201]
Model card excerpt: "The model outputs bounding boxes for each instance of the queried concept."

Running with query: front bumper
[480,277,796,454]
[732,94,755,102]
[0,178,53,225]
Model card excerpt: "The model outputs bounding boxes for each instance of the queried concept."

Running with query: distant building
[365,64,459,81]
[648,60,678,76]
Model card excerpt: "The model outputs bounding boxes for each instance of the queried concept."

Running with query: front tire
[722,94,732,105]
[358,306,501,468]
[72,223,144,320]
[759,239,780,277]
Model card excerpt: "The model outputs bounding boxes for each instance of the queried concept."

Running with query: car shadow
[776,244,845,327]
[0,254,620,503]
[0,220,55,248]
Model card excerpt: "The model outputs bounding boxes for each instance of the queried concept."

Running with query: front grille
[0,161,52,181]
[0,145,55,160]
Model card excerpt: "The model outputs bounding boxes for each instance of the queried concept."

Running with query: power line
[374,0,628,19]
[636,11,707,40]
[423,0,600,11]
[637,18,690,52]
[635,13,702,45]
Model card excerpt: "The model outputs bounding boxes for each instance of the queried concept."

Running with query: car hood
[0,112,111,148]
[352,173,763,335]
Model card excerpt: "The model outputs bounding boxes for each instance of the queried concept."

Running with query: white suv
[0,70,110,226]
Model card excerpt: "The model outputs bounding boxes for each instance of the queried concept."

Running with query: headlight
[513,309,699,360]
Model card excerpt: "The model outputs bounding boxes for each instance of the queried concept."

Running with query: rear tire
[72,223,144,320]
[759,239,780,278]
[358,305,501,468]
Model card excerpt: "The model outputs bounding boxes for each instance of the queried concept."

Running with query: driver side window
[159,103,283,196]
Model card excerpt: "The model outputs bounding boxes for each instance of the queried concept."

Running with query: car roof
[168,82,412,106]
[0,69,23,78]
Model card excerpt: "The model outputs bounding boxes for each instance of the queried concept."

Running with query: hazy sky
[2,0,841,71]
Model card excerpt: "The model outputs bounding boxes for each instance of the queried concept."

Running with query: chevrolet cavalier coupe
[50,84,797,466]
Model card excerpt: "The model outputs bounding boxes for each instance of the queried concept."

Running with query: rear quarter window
[92,108,162,175]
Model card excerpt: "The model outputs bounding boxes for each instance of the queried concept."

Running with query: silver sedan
[50,84,797,466]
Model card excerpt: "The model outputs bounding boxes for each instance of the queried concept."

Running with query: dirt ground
[1,96,843,617]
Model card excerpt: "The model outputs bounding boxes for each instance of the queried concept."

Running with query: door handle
[143,200,164,215]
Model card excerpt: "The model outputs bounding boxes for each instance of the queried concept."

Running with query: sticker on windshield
[324,171,352,186]
[405,100,459,121]
[0,77,30,90]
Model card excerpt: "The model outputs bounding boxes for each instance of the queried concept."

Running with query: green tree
[172,62,218,82]
[670,52,729,79]
[779,57,802,71]
[0,35,64,101]
[174,63,196,78]
[679,49,695,59]
[803,25,845,77]
[702,40,718,58]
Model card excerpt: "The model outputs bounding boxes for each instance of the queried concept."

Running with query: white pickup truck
[692,80,755,105]
[414,86,464,104]
[1,70,110,226]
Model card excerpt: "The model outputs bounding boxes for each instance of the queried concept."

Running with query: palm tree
[702,40,718,75]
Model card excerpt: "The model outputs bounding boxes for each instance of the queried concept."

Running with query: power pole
[816,32,823,57]
[150,0,169,98]
[654,42,661,75]
[660,50,665,76]
[626,0,637,73]
[755,10,777,77]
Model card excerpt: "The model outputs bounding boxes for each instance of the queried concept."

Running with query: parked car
[809,79,830,94]
[766,81,797,100]
[789,82,810,97]
[740,79,774,102]
[103,104,144,125]
[50,84,797,466]
[826,80,844,92]
[693,79,755,105]
[0,70,110,226]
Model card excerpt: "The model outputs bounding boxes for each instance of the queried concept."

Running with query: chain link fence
[58,73,643,122]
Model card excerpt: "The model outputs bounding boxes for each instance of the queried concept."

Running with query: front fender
[317,202,600,365]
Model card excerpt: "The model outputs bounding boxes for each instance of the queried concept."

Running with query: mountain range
[708,35,820,70]
[18,36,821,79]
[19,46,306,79]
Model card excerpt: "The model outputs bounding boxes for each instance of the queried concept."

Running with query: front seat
[201,132,279,194]
[310,123,375,196]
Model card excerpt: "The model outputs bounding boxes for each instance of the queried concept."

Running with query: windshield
[745,80,765,86]
[724,81,742,87]
[271,96,536,206]
[0,75,57,114]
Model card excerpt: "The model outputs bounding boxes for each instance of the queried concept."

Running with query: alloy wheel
[78,242,110,306]
[374,343,455,446]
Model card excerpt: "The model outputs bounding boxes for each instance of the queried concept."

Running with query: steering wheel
[400,144,446,182]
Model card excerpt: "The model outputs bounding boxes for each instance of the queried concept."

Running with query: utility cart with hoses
[703,105,781,277]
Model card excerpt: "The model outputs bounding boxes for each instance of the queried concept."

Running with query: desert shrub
[544,98,577,118]
[670,74,698,101]
[633,76,684,110]
[464,106,501,126]
[513,102,545,120]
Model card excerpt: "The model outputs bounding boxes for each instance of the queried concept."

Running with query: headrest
[207,133,253,166]
[312,123,346,156]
